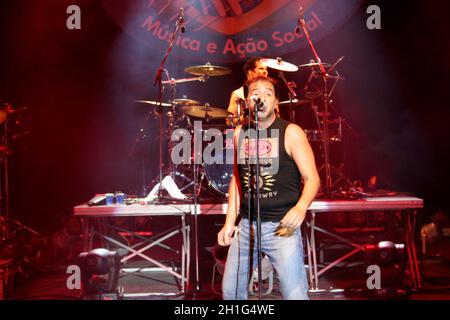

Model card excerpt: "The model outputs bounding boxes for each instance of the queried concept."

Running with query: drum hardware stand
[296,8,355,195]
[277,71,298,122]
[0,103,38,242]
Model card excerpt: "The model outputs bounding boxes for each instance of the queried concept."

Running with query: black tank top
[237,118,302,222]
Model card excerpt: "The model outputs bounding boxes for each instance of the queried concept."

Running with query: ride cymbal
[261,57,298,72]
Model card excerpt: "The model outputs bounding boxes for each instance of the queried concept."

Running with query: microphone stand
[152,8,185,200]
[254,103,263,301]
[151,8,200,296]
[192,123,200,292]
[245,103,253,299]
[246,99,263,300]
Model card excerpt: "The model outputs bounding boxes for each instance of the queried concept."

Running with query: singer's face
[248,79,277,120]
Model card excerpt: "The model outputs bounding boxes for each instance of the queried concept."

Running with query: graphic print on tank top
[237,118,302,222]
[237,132,280,199]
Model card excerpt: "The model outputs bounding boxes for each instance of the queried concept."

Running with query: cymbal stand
[296,8,331,193]
[296,7,351,194]
[323,98,360,191]
[277,71,298,122]
[309,64,358,191]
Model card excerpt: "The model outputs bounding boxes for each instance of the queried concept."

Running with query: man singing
[218,76,320,300]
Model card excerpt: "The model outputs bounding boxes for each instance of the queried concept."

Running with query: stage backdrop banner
[101,0,363,63]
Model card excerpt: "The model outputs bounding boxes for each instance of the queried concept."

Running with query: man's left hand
[280,205,307,230]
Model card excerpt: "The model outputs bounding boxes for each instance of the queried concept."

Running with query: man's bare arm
[218,127,241,245]
[280,124,320,229]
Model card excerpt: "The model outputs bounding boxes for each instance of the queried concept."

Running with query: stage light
[78,248,121,300]
[365,241,405,266]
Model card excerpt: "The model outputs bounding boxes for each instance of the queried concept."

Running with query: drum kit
[135,63,236,202]
[134,54,355,202]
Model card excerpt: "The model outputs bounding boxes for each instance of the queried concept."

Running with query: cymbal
[170,98,201,106]
[278,99,311,106]
[185,62,231,77]
[260,58,298,72]
[181,105,230,119]
[134,100,171,107]
[298,62,331,69]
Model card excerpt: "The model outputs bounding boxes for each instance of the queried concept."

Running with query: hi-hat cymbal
[278,99,311,106]
[170,98,201,106]
[298,62,331,69]
[261,58,298,72]
[181,105,230,119]
[185,62,231,77]
[134,100,171,107]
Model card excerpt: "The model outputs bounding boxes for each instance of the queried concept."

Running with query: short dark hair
[245,76,280,99]
[243,57,262,74]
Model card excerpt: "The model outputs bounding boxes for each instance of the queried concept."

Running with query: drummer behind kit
[133,63,234,201]
[135,52,356,202]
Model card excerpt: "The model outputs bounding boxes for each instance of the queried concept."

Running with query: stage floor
[9,252,450,300]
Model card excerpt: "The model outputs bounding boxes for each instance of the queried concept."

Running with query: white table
[74,203,191,294]
[74,196,424,292]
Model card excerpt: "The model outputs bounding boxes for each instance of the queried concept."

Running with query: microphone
[295,6,304,34]
[179,8,186,33]
[250,96,264,111]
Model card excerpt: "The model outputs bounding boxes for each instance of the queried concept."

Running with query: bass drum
[203,130,234,197]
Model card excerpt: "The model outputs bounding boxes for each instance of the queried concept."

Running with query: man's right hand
[217,223,235,246]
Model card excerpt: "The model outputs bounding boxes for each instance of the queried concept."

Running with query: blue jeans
[222,218,309,300]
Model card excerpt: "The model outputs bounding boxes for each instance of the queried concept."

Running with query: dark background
[0,0,449,232]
